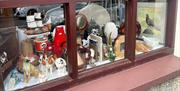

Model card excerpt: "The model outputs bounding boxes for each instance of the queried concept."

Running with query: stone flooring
[148,76,180,91]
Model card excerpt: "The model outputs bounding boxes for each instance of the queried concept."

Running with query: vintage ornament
[0,51,8,66]
[34,36,48,53]
[23,58,44,83]
[8,70,22,89]
[55,58,67,74]
[104,22,118,42]
[41,54,54,75]
[79,3,110,26]
[108,47,116,62]
[76,13,88,32]
[53,26,66,57]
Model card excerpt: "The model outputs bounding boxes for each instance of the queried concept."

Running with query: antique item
[23,58,44,83]
[34,36,48,53]
[26,13,43,28]
[0,52,8,66]
[8,70,22,89]
[79,3,110,26]
[146,14,154,27]
[76,13,88,32]
[108,47,116,62]
[104,22,118,42]
[55,58,67,74]
[53,26,66,57]
[41,54,55,75]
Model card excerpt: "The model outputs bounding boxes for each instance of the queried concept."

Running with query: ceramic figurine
[41,54,54,75]
[0,51,8,66]
[104,22,118,42]
[108,47,116,62]
[23,58,44,83]
[54,58,67,74]
[82,39,89,48]
[53,26,66,57]
[8,78,16,89]
[8,70,22,89]
[85,48,96,67]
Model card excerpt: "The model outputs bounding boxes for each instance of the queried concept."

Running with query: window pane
[136,0,167,55]
[0,4,68,90]
[76,1,126,71]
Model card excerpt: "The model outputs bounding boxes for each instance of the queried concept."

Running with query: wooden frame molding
[0,0,178,90]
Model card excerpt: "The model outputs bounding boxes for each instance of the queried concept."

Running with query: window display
[0,4,69,91]
[136,0,167,55]
[0,0,177,90]
[76,1,126,70]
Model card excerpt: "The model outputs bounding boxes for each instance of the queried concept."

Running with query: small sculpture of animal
[23,58,44,83]
[146,14,154,27]
[41,54,55,75]
[0,52,8,66]
[54,58,66,74]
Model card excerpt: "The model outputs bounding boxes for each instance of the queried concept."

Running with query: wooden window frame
[0,0,177,90]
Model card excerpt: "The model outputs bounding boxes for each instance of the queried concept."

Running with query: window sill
[67,55,180,91]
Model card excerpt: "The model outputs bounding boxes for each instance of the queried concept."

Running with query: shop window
[0,0,177,90]
[0,4,68,91]
[76,1,126,71]
[136,0,167,55]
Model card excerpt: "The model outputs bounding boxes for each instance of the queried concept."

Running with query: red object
[53,26,66,57]
[34,37,48,52]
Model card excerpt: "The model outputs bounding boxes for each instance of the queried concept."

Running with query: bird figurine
[146,14,154,27]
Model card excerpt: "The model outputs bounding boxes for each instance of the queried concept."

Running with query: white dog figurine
[41,54,54,75]
[55,58,66,74]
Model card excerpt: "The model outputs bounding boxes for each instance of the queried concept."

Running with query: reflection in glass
[136,0,167,55]
[0,4,68,91]
[76,1,126,71]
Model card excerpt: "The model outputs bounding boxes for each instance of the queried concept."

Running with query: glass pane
[0,4,68,91]
[136,0,167,55]
[76,0,126,71]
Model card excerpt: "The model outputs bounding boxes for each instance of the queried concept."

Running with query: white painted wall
[174,0,180,57]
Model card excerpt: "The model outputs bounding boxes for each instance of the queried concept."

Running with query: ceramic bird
[146,14,154,27]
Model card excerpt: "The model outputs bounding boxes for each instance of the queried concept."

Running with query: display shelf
[4,67,68,91]
[86,58,123,69]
